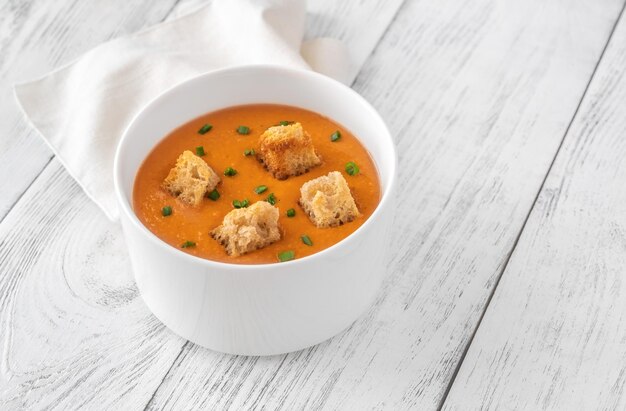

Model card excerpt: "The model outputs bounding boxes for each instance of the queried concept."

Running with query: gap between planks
[143,341,191,410]
[0,155,54,226]
[436,1,626,408]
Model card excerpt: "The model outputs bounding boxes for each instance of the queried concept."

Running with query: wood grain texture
[0,1,404,409]
[145,0,626,409]
[0,161,188,409]
[0,0,182,220]
[442,5,626,410]
[305,0,405,82]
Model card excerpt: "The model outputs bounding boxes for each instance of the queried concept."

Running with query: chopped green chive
[224,167,237,176]
[301,235,313,246]
[195,146,205,156]
[236,125,250,135]
[207,189,220,201]
[286,208,296,217]
[244,148,256,156]
[198,124,212,134]
[181,241,196,248]
[345,161,360,176]
[279,121,293,126]
[161,206,172,217]
[330,130,341,142]
[266,193,277,205]
[254,185,268,194]
[278,250,295,262]
[233,199,250,209]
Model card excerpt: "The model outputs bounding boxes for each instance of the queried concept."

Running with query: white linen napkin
[14,0,350,220]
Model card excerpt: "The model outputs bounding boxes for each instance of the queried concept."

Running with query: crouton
[299,171,360,228]
[162,150,220,206]
[211,201,281,256]
[257,122,321,179]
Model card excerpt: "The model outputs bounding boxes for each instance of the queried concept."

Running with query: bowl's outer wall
[116,66,397,355]
[121,199,394,355]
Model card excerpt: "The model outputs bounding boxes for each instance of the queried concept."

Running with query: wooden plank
[0,0,182,219]
[305,0,405,82]
[0,1,404,409]
[145,0,626,409]
[442,5,626,410]
[0,161,188,409]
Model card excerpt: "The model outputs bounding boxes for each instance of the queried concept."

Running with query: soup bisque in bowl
[114,65,397,355]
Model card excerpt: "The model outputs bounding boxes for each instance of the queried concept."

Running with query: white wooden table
[2,0,626,409]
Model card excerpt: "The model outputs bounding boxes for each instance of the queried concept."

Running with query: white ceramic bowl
[114,65,397,355]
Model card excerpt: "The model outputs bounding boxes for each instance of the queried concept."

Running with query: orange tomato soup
[133,104,380,264]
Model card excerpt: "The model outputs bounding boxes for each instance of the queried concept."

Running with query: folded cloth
[14,0,350,220]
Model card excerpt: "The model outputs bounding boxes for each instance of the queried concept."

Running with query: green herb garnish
[278,250,295,262]
[207,189,220,201]
[244,148,256,156]
[266,193,277,205]
[254,185,268,194]
[345,161,360,176]
[198,124,212,134]
[224,167,237,176]
[181,241,196,248]
[286,208,296,217]
[233,199,250,209]
[236,125,250,135]
[161,206,172,217]
[279,121,293,126]
[301,235,313,246]
[330,130,341,142]
[195,146,205,156]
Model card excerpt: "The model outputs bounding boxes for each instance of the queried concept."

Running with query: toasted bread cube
[162,150,220,206]
[257,122,321,179]
[299,171,360,228]
[211,201,281,256]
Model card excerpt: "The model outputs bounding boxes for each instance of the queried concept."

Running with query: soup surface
[133,104,380,264]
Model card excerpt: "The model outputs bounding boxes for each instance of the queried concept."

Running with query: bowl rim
[113,64,397,270]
